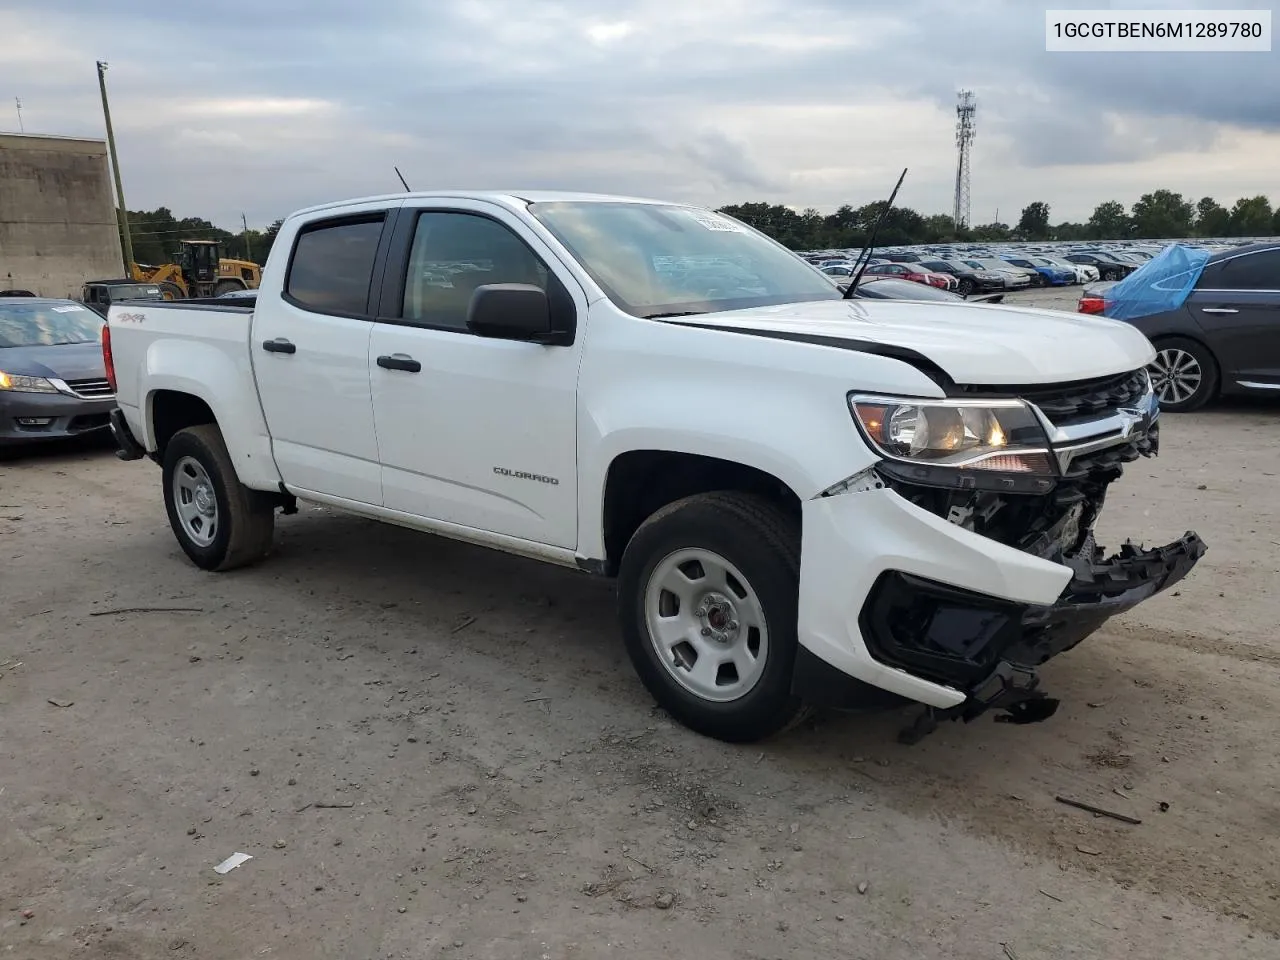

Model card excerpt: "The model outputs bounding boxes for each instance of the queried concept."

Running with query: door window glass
[1202,249,1280,291]
[286,216,385,316]
[401,213,549,330]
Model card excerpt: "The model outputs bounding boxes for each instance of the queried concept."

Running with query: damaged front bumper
[794,367,1208,741]
[862,532,1206,742]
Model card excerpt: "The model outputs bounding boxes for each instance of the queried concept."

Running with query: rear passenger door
[1189,246,1280,389]
[366,201,585,548]
[253,201,400,504]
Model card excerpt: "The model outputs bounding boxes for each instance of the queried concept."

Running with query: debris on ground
[213,852,253,874]
[655,892,675,909]
[47,698,74,708]
[1055,795,1142,825]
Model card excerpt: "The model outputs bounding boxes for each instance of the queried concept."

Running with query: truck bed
[107,299,282,490]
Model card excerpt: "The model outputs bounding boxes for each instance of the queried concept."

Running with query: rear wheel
[213,280,245,297]
[1101,269,1120,281]
[618,492,808,743]
[1149,337,1218,412]
[158,281,183,301]
[957,278,975,297]
[162,425,275,571]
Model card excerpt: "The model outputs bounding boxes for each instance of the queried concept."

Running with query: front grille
[959,368,1149,426]
[64,377,114,399]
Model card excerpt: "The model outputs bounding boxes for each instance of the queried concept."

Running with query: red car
[863,262,956,290]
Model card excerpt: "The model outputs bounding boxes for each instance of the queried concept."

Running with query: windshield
[0,301,104,348]
[528,201,839,317]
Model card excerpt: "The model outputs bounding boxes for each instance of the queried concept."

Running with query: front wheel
[617,492,808,742]
[213,280,245,297]
[162,424,275,571]
[1149,337,1218,412]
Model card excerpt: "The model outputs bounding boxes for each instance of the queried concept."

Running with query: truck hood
[668,298,1156,385]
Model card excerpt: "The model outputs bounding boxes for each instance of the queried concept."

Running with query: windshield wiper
[642,311,704,319]
[844,167,908,299]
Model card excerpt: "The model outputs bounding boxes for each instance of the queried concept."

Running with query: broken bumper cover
[860,532,1206,729]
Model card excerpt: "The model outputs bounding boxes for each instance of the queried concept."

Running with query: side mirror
[466,284,555,342]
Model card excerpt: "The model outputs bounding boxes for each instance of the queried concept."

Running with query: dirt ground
[2,395,1279,959]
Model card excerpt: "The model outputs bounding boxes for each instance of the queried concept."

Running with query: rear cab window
[285,215,387,316]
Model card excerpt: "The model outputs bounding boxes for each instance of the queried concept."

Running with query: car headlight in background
[0,372,59,393]
[975,272,1001,280]
[849,396,1053,474]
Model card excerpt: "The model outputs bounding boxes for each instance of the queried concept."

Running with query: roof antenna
[844,167,908,299]
[394,166,411,192]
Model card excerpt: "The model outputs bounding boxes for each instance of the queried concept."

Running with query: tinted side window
[1202,249,1280,291]
[401,212,549,330]
[286,216,385,316]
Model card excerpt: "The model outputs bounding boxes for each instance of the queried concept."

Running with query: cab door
[366,201,586,548]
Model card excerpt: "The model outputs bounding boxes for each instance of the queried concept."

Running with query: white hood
[671,298,1156,385]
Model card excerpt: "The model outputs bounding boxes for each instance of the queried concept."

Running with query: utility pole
[96,61,134,271]
[14,98,23,133]
[242,213,252,262]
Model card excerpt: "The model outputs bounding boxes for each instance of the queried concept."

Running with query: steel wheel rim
[172,455,219,547]
[643,548,769,703]
[1150,349,1202,406]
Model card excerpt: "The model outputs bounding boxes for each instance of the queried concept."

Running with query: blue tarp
[1102,244,1210,322]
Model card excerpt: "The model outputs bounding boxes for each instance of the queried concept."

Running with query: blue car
[1002,256,1077,286]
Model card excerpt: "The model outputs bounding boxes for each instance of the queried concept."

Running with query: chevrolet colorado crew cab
[104,191,1205,743]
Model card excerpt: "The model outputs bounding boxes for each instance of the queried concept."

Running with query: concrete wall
[0,133,125,298]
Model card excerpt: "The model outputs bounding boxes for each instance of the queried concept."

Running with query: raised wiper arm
[844,167,908,299]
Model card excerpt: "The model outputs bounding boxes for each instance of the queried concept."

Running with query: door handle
[377,353,422,373]
[1200,307,1238,314]
[261,338,297,354]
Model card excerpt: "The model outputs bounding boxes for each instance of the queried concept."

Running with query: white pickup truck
[104,191,1204,743]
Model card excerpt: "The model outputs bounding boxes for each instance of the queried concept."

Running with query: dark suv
[1064,252,1139,282]
[81,280,166,317]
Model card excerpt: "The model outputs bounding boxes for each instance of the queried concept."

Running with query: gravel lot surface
[2,365,1278,958]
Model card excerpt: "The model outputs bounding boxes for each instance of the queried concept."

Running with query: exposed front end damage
[851,368,1207,741]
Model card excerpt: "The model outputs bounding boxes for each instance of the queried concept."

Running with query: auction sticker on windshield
[690,212,745,233]
[1046,9,1271,51]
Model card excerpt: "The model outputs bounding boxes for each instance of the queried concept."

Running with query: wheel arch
[596,449,803,577]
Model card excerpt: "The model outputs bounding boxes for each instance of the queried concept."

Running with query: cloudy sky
[4,0,1277,230]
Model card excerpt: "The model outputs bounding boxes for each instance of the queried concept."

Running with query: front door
[252,202,398,504]
[368,202,584,548]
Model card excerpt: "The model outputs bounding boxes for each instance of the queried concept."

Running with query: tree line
[121,209,285,267]
[120,188,1280,267]
[717,191,1280,250]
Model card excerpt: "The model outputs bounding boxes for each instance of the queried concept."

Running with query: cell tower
[953,90,976,229]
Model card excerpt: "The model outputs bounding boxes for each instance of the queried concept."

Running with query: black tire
[1102,269,1119,281]
[213,279,245,297]
[957,278,975,297]
[162,424,275,571]
[617,492,809,743]
[158,281,184,301]
[1149,336,1219,413]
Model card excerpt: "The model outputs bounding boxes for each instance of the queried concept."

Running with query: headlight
[975,272,999,279]
[849,396,1053,474]
[0,372,58,393]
